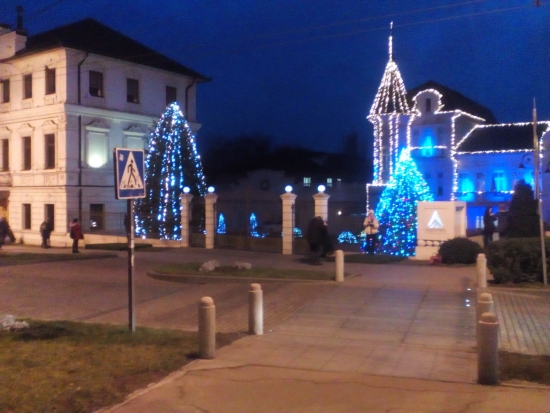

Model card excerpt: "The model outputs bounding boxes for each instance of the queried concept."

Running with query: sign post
[114,148,146,332]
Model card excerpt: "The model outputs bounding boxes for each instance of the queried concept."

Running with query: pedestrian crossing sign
[114,148,146,199]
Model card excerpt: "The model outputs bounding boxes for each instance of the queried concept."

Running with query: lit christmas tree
[375,150,433,256]
[135,103,207,240]
[217,213,226,234]
[249,213,260,237]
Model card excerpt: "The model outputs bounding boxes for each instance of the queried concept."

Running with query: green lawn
[0,320,243,413]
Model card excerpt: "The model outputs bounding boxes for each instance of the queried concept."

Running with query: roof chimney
[0,7,27,59]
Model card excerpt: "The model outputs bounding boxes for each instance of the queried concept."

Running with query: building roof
[7,18,209,81]
[455,123,550,153]
[407,80,498,123]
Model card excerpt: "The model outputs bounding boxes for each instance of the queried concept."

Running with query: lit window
[87,133,108,168]
[493,171,505,192]
[303,177,311,187]
[327,178,332,187]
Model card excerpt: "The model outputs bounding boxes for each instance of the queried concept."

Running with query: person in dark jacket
[306,216,326,265]
[483,206,497,248]
[0,217,14,249]
[69,218,84,253]
[40,218,52,248]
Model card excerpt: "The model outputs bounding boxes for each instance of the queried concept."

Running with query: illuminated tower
[367,23,410,184]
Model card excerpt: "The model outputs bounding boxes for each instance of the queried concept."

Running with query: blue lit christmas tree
[375,150,433,256]
[135,103,207,240]
[217,213,226,234]
[249,213,260,237]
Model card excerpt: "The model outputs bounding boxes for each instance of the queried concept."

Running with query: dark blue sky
[1,0,549,154]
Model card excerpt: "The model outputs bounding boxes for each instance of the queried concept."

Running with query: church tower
[368,23,410,184]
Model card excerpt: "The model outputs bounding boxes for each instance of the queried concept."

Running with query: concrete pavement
[1,245,550,412]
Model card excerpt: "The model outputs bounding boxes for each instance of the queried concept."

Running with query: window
[425,98,431,112]
[437,186,443,196]
[476,172,485,192]
[458,172,472,193]
[45,204,54,231]
[23,204,31,230]
[327,178,333,187]
[303,177,311,187]
[87,133,108,168]
[125,136,144,150]
[45,67,56,95]
[493,171,505,192]
[89,71,104,97]
[90,204,104,230]
[22,136,31,170]
[126,78,139,103]
[0,139,8,171]
[45,134,55,169]
[1,79,9,103]
[166,86,177,106]
[23,74,32,99]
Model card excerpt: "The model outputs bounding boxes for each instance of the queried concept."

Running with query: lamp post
[533,99,548,286]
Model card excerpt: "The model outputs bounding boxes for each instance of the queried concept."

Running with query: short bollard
[198,296,216,359]
[335,250,344,282]
[477,253,487,289]
[478,312,499,385]
[249,283,263,335]
[476,292,494,342]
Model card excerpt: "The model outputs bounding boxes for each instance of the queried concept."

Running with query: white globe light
[317,185,326,193]
[183,187,190,193]
[207,186,215,193]
[285,185,293,193]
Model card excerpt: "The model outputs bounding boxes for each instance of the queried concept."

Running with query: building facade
[0,18,208,245]
[367,30,550,230]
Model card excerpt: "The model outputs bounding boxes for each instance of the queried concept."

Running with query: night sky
[1,0,549,155]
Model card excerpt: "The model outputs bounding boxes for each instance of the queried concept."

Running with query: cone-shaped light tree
[135,103,207,240]
[375,149,433,256]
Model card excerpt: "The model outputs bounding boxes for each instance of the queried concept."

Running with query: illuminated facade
[368,30,550,230]
[0,18,208,245]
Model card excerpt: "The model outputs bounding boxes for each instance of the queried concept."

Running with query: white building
[0,17,208,245]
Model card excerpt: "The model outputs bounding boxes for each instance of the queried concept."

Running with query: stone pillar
[248,283,263,335]
[313,191,330,222]
[198,296,216,359]
[477,253,487,289]
[335,249,344,282]
[477,312,499,385]
[180,193,194,248]
[280,191,297,255]
[204,192,218,249]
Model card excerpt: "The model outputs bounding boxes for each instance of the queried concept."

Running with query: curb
[146,272,342,284]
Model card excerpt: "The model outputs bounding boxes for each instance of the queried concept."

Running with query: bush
[486,237,549,284]
[438,237,483,264]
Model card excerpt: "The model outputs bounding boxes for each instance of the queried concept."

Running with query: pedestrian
[40,218,52,248]
[0,217,14,250]
[320,219,334,258]
[306,216,326,265]
[483,206,497,248]
[69,218,84,253]
[363,209,379,254]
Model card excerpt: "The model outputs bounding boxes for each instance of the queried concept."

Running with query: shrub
[438,237,483,264]
[486,237,549,284]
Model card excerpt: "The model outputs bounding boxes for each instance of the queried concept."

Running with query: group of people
[38,218,84,252]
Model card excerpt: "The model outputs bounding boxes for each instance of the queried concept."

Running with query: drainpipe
[185,78,197,120]
[77,52,88,223]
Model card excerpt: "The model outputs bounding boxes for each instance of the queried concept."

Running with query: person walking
[0,217,14,250]
[40,218,52,248]
[483,206,497,248]
[306,216,326,265]
[363,209,380,254]
[69,218,84,253]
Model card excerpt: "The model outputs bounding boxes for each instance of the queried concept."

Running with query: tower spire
[389,22,393,61]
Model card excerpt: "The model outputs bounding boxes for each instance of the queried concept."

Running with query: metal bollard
[477,253,487,289]
[198,296,216,359]
[335,250,344,282]
[249,283,263,335]
[476,292,494,343]
[477,312,499,385]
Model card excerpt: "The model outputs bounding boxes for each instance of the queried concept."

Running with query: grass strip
[499,351,550,385]
[154,262,334,281]
[0,320,243,413]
